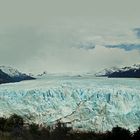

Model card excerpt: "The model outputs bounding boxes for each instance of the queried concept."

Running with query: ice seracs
[0,77,140,132]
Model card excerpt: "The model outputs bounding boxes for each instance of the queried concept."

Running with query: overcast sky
[0,0,140,74]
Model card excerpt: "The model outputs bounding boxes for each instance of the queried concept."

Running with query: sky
[0,0,140,74]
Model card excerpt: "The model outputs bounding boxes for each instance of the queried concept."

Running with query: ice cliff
[0,77,140,132]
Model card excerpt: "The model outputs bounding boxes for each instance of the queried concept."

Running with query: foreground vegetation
[0,114,140,140]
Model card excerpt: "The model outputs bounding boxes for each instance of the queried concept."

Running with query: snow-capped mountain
[36,71,81,79]
[95,64,140,78]
[95,67,119,77]
[0,66,23,77]
[0,66,35,84]
[0,69,13,84]
[37,71,48,77]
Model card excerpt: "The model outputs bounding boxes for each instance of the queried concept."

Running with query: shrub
[110,126,132,140]
[0,117,7,132]
[4,114,23,132]
[133,127,140,140]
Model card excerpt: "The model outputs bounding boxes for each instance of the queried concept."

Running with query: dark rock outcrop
[0,70,13,84]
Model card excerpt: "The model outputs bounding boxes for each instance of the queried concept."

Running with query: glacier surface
[0,76,140,132]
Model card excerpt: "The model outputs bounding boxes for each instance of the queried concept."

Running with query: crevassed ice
[0,77,140,132]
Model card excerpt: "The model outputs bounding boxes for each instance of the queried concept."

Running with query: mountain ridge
[95,64,140,78]
[0,66,35,84]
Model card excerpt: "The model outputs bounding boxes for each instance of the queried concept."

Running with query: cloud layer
[105,44,140,51]
[133,28,140,38]
[0,23,140,74]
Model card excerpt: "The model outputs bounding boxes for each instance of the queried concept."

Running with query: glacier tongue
[0,78,140,132]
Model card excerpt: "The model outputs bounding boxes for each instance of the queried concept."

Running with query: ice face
[0,77,140,132]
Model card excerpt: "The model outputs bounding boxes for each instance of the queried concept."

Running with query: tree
[110,126,132,140]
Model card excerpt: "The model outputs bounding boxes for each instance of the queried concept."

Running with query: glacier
[0,76,140,132]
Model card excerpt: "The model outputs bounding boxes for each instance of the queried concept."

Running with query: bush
[133,127,140,140]
[4,114,23,132]
[2,114,140,140]
[0,117,7,132]
[50,122,72,140]
[110,126,132,140]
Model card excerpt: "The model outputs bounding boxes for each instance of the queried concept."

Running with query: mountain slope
[95,64,140,78]
[0,70,13,84]
[108,69,140,78]
[0,66,35,84]
[95,67,119,77]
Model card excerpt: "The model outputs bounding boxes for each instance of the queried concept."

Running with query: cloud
[105,44,140,51]
[133,28,140,38]
[76,41,96,50]
[0,26,45,65]
[0,21,140,74]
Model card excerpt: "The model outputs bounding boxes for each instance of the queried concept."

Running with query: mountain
[95,67,119,77]
[36,71,83,79]
[95,64,140,78]
[37,71,48,77]
[0,69,13,84]
[0,66,35,84]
